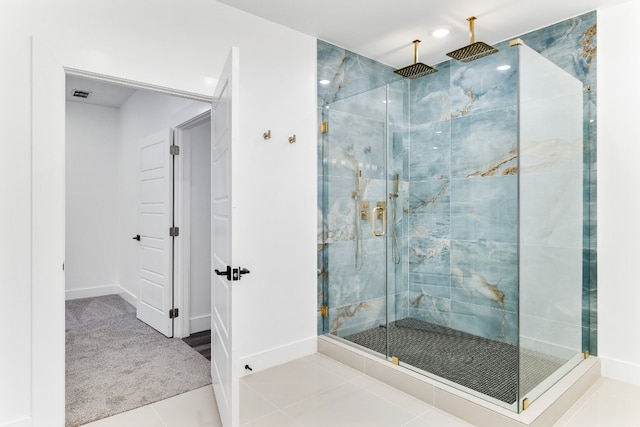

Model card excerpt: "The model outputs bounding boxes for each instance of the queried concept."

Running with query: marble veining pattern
[448,41,517,119]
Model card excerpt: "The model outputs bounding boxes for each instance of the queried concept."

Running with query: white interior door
[137,128,175,338]
[211,47,239,427]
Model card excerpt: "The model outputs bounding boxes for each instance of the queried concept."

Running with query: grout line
[241,409,304,427]
[399,413,425,427]
[241,408,283,427]
[150,405,170,427]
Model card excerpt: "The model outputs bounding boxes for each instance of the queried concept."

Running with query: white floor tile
[563,378,640,427]
[282,381,418,427]
[240,381,279,425]
[79,405,165,427]
[79,354,640,427]
[242,410,303,427]
[242,357,348,408]
[152,386,221,427]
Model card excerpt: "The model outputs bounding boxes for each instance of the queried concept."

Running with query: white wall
[65,102,120,298]
[189,120,212,333]
[0,35,32,427]
[598,0,640,385]
[0,1,317,425]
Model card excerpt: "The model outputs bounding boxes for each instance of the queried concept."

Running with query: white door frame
[174,110,212,338]
[33,44,213,422]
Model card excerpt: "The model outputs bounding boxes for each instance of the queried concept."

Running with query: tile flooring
[81,353,640,427]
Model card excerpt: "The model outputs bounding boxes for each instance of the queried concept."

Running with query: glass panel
[321,85,390,352]
[394,42,522,412]
[517,43,584,410]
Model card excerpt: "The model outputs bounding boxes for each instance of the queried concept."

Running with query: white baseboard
[65,284,139,310]
[239,336,317,377]
[65,284,120,301]
[189,315,211,334]
[0,416,32,427]
[117,287,137,307]
[601,356,640,386]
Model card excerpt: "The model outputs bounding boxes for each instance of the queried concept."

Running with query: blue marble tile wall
[317,10,597,353]
[408,43,520,344]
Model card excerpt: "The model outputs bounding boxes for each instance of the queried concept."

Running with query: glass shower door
[320,84,392,354]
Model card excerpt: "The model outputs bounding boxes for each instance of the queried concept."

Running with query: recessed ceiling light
[432,28,450,38]
[497,65,511,71]
[319,79,330,85]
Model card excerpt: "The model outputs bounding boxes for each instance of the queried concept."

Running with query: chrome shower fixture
[446,17,498,62]
[394,40,438,79]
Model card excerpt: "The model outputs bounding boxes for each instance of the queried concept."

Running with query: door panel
[211,47,239,427]
[137,128,174,338]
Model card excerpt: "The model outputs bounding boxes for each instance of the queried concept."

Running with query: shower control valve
[360,201,370,221]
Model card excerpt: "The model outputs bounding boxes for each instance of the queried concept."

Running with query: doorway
[64,73,213,424]
[65,74,211,338]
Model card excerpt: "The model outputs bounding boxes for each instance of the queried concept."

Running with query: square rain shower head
[446,42,499,63]
[393,62,438,79]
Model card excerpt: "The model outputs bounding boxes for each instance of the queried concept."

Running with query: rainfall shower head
[446,17,498,62]
[394,40,438,79]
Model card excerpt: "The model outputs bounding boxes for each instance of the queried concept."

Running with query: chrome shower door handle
[372,203,386,237]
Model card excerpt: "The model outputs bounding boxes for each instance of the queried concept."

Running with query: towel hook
[263,130,271,140]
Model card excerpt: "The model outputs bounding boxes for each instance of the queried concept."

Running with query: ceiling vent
[72,89,91,99]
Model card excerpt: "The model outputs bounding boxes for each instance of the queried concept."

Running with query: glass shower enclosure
[318,40,585,412]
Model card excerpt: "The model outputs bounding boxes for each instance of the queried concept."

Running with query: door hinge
[320,305,329,317]
[169,308,179,319]
[321,121,328,134]
[169,226,180,237]
[170,145,180,156]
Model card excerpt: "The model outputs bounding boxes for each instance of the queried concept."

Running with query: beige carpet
[65,295,211,427]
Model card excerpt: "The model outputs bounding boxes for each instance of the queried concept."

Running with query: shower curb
[318,335,600,427]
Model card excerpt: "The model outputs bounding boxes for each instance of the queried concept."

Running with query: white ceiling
[66,0,625,106]
[217,0,626,68]
[66,75,136,108]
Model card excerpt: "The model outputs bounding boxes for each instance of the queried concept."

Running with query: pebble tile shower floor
[343,318,565,404]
